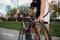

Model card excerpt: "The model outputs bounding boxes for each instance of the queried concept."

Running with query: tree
[58,2,60,15]
[0,13,3,17]
[6,7,17,21]
[50,1,58,19]
[6,7,17,17]
[6,5,11,11]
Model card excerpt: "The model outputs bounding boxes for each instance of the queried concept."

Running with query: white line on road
[3,33,16,37]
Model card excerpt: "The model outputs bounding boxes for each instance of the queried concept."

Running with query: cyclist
[28,0,50,40]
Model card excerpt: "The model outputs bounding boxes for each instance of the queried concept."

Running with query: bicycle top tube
[19,14,42,25]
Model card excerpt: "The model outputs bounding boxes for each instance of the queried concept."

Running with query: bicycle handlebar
[20,14,31,19]
[19,14,41,24]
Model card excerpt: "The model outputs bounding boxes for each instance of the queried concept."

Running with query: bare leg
[34,23,49,40]
[44,24,49,40]
[34,24,40,40]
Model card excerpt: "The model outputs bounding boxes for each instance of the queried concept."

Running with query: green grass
[50,22,60,37]
[0,21,60,37]
[0,21,22,30]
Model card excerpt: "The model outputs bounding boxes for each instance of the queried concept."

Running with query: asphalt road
[0,28,60,40]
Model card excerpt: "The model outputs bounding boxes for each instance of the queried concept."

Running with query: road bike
[18,13,52,40]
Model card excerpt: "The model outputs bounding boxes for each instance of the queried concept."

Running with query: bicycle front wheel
[33,22,52,40]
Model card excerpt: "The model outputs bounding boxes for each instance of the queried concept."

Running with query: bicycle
[18,13,52,40]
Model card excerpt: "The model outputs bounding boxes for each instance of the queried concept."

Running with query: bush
[8,17,16,21]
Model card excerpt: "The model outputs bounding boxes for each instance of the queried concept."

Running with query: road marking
[3,33,16,37]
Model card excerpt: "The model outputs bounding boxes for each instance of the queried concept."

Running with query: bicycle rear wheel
[33,22,52,40]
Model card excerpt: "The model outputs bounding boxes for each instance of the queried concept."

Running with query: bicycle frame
[20,15,40,40]
[18,14,52,40]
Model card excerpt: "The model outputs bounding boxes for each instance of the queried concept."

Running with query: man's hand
[37,16,43,22]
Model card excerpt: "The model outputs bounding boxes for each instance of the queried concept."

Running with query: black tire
[18,22,52,40]
[33,22,52,40]
[18,27,32,40]
[18,22,31,40]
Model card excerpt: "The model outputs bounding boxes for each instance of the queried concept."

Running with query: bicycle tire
[33,22,52,40]
[18,22,52,40]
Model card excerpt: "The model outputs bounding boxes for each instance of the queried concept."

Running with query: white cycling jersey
[43,0,49,16]
[43,0,50,23]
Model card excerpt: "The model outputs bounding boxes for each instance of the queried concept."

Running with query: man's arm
[40,0,45,17]
[28,7,34,16]
[37,0,45,22]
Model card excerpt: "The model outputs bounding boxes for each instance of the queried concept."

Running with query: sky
[0,0,17,17]
[0,0,57,17]
[0,0,32,17]
[0,0,32,10]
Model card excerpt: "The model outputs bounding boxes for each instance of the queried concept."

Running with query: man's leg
[44,24,49,40]
[45,24,49,30]
[34,23,49,40]
[34,24,40,40]
[43,12,50,40]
